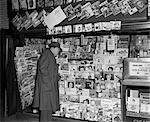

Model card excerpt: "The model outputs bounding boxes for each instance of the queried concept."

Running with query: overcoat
[33,49,60,112]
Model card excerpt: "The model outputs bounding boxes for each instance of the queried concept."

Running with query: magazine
[12,0,19,10]
[64,4,76,21]
[27,0,36,9]
[19,0,27,9]
[79,2,94,20]
[37,0,44,8]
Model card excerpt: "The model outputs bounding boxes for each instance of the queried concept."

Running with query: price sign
[129,62,150,77]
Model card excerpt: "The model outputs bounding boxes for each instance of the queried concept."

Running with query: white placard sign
[129,62,150,76]
[44,6,67,30]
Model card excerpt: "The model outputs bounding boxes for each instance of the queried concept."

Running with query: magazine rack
[8,0,149,38]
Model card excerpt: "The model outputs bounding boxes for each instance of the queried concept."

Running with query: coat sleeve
[39,50,50,84]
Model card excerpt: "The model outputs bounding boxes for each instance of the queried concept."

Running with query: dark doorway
[0,29,6,121]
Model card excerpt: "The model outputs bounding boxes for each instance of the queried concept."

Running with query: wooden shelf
[126,112,150,119]
[122,79,150,87]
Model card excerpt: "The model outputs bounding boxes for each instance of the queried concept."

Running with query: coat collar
[48,48,56,61]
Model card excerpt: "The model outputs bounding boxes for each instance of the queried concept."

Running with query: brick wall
[0,0,9,29]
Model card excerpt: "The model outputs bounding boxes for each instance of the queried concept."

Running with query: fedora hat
[49,42,62,52]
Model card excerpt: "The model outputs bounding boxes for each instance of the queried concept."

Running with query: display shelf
[68,58,93,61]
[45,21,150,38]
[20,28,47,38]
[9,20,150,39]
[122,21,150,32]
[122,79,150,87]
[121,84,150,122]
[126,112,150,119]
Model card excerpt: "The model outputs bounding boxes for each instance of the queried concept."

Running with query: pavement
[2,112,88,122]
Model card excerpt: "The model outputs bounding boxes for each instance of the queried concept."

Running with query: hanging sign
[44,6,67,30]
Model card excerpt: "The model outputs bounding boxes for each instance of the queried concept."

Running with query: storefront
[2,0,150,121]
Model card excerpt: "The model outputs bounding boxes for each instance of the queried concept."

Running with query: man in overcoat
[33,42,62,122]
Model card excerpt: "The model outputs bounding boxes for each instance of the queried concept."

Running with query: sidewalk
[3,112,88,122]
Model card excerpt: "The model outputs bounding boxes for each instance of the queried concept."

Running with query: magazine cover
[81,37,88,46]
[73,37,80,45]
[37,0,44,8]
[66,88,77,95]
[96,1,107,18]
[94,22,102,31]
[65,103,80,118]
[99,0,110,17]
[110,21,121,30]
[108,0,121,16]
[106,36,116,51]
[79,2,94,20]
[19,0,27,9]
[91,1,101,16]
[69,45,77,52]
[59,51,69,59]
[68,95,80,102]
[74,4,82,18]
[63,4,76,21]
[45,0,54,7]
[60,63,69,73]
[54,0,64,6]
[117,35,129,48]
[74,24,83,33]
[126,0,138,15]
[112,106,122,122]
[34,10,46,27]
[132,0,147,13]
[12,0,19,10]
[24,10,39,29]
[67,79,75,88]
[127,97,140,113]
[101,3,113,18]
[102,107,113,122]
[59,80,65,95]
[63,25,72,33]
[118,0,130,15]
[84,23,93,32]
[64,0,73,4]
[27,0,36,9]
[55,26,63,34]
[21,12,33,30]
[101,22,112,30]
[11,14,23,31]
[63,38,71,47]
[140,92,150,116]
